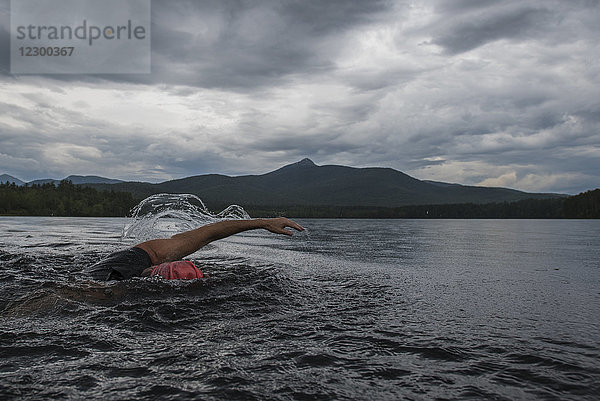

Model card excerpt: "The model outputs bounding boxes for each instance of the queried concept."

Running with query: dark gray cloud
[0,0,598,194]
[432,7,552,54]
[1,0,394,89]
[146,0,393,89]
[429,0,600,54]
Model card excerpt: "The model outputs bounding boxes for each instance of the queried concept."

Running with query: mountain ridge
[2,159,566,207]
[0,174,25,186]
[1,175,124,186]
[81,159,565,208]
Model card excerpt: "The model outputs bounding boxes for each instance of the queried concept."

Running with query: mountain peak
[266,158,318,176]
[295,158,316,167]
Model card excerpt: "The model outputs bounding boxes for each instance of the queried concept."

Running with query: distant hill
[0,174,25,186]
[29,178,58,185]
[64,175,124,185]
[1,175,125,186]
[87,158,565,208]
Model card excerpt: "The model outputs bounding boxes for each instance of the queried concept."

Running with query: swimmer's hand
[261,217,304,236]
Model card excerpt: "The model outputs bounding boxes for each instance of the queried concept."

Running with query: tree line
[562,189,600,218]
[244,190,599,219]
[1,180,598,218]
[0,180,137,216]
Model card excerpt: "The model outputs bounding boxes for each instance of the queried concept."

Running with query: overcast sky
[1,0,598,194]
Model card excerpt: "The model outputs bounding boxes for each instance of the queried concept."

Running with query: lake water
[0,217,599,400]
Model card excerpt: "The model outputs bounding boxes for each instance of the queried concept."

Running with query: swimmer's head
[142,260,205,280]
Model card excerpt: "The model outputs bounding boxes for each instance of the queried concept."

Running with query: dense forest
[0,181,598,218]
[246,197,566,219]
[0,180,137,216]
[231,190,599,219]
[561,189,600,218]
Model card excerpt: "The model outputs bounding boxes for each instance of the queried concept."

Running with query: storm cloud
[0,0,598,194]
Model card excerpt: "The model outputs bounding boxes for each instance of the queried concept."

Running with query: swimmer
[86,217,304,281]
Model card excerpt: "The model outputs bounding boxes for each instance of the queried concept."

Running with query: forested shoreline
[0,180,137,217]
[1,181,598,219]
[247,190,598,219]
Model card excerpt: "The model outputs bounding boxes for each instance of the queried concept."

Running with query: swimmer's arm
[135,217,304,265]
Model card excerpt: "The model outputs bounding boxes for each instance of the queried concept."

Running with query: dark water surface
[0,217,599,400]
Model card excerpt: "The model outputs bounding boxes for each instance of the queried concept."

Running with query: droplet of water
[121,193,251,242]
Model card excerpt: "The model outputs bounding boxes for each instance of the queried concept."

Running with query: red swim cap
[150,261,205,280]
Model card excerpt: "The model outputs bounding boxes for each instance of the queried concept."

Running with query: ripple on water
[1,213,600,400]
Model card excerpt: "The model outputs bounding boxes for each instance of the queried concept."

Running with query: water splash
[121,193,251,242]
